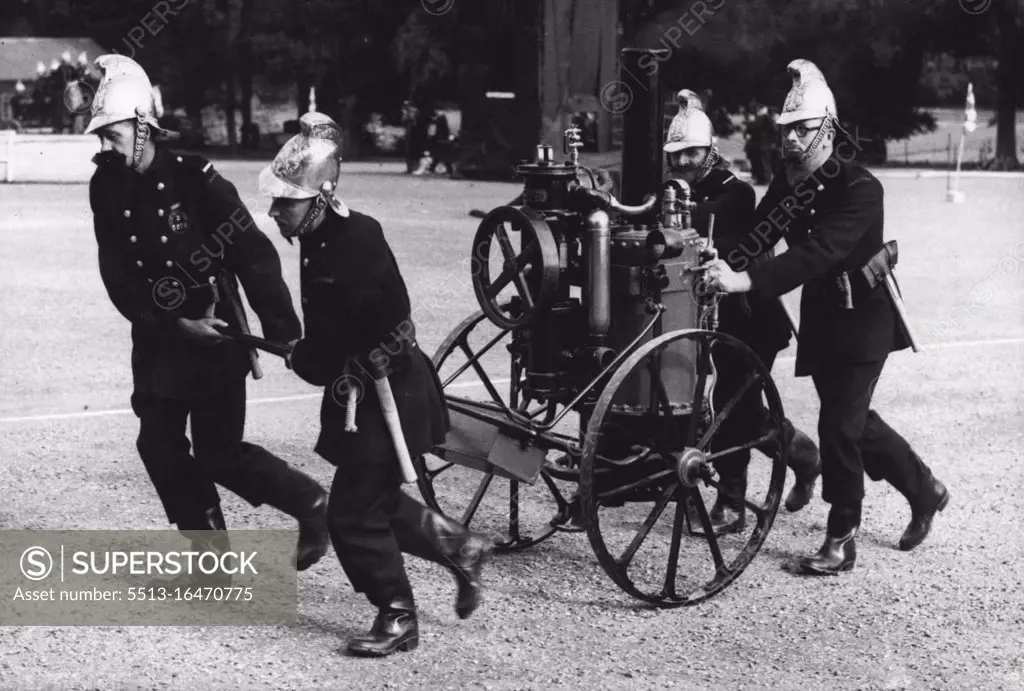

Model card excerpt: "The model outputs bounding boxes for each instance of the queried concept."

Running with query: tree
[633,0,940,156]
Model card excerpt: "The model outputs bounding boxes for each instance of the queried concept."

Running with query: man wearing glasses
[705,60,949,575]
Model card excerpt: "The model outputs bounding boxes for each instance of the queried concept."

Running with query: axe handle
[213,325,293,358]
[220,275,263,380]
[373,378,418,484]
[779,298,799,339]
[884,275,920,353]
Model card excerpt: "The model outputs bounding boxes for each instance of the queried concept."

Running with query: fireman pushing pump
[665,89,822,533]
[705,59,948,575]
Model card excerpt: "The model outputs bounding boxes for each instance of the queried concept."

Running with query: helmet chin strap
[284,181,334,240]
[696,144,720,181]
[668,144,720,183]
[799,116,835,163]
[132,108,150,170]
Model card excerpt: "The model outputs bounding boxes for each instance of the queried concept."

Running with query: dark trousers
[131,376,293,526]
[710,341,782,479]
[810,359,930,507]
[327,461,460,608]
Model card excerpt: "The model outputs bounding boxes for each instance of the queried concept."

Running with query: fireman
[663,89,822,533]
[83,55,330,581]
[260,112,494,657]
[706,60,949,574]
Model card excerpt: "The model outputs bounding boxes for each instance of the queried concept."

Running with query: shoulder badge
[173,152,221,184]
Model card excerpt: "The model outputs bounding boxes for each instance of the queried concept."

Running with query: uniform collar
[300,207,344,247]
[138,147,173,180]
[691,166,732,195]
[782,152,848,193]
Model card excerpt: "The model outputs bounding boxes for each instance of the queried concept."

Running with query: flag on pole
[963,82,977,133]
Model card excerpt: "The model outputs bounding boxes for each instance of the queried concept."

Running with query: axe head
[860,239,900,291]
[883,239,898,267]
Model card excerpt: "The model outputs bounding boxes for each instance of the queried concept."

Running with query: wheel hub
[675,447,707,488]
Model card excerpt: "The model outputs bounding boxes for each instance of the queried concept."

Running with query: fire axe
[860,240,920,353]
[212,324,294,359]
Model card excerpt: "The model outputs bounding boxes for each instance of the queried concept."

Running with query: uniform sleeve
[343,227,411,359]
[691,178,755,271]
[747,174,883,299]
[288,336,333,386]
[89,176,181,332]
[200,165,302,343]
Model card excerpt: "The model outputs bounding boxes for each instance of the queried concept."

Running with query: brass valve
[564,126,583,167]
[662,179,696,230]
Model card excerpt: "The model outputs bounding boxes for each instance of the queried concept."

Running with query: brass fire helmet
[777,59,846,162]
[662,89,719,182]
[259,112,350,239]
[80,54,179,169]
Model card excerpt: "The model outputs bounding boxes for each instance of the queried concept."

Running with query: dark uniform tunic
[746,157,909,377]
[89,147,305,527]
[90,148,301,396]
[288,209,448,467]
[288,208,454,607]
[741,154,928,512]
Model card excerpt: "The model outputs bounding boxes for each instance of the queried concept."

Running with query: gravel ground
[1,162,1022,690]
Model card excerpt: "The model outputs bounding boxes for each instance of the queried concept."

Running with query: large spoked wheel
[471,206,560,329]
[414,309,579,552]
[579,329,788,607]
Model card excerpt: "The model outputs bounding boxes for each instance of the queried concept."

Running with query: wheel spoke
[440,327,509,390]
[461,472,495,525]
[512,269,536,312]
[507,481,522,542]
[697,373,761,450]
[616,484,675,569]
[662,500,687,599]
[487,267,517,298]
[457,340,515,409]
[490,226,538,310]
[702,429,777,464]
[685,343,712,446]
[689,488,726,570]
[494,225,519,263]
[489,257,537,300]
[598,468,674,501]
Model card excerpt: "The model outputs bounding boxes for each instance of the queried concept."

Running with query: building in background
[0,37,108,131]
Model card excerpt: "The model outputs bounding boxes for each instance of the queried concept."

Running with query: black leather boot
[798,503,860,575]
[420,510,494,619]
[899,474,950,551]
[152,506,232,589]
[264,468,330,571]
[345,595,419,658]
[784,423,821,513]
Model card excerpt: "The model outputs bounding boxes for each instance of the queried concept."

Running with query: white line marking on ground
[3,336,1021,424]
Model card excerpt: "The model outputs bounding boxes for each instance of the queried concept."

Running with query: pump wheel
[579,329,788,607]
[471,206,560,330]
[414,310,579,552]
